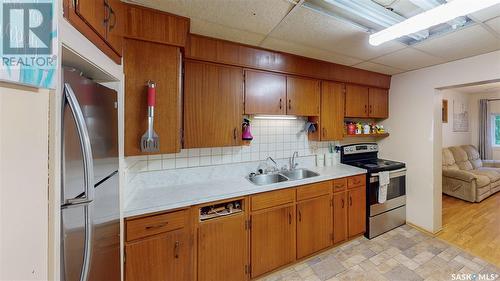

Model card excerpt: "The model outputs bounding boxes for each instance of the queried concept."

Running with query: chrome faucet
[289,151,299,171]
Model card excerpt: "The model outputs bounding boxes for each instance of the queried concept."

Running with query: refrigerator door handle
[64,83,95,205]
[80,204,93,281]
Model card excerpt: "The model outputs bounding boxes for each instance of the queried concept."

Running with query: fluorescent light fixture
[253,115,298,120]
[369,0,500,46]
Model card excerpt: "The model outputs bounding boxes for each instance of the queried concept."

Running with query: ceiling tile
[128,0,190,16]
[190,18,266,46]
[486,16,500,35]
[261,37,363,66]
[412,24,500,61]
[351,61,405,75]
[268,6,407,60]
[371,48,446,71]
[469,4,500,22]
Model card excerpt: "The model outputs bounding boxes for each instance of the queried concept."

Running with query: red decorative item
[347,122,356,135]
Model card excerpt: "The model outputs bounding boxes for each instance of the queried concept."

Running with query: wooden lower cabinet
[251,205,295,278]
[333,191,348,244]
[296,195,333,258]
[347,185,367,237]
[198,214,249,281]
[125,229,191,281]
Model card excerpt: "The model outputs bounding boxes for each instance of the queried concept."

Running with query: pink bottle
[242,118,253,140]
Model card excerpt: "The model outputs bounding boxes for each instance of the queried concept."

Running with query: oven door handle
[371,168,406,179]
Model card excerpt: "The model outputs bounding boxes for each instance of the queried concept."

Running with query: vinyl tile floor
[256,225,500,281]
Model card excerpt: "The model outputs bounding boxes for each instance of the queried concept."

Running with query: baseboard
[406,222,442,236]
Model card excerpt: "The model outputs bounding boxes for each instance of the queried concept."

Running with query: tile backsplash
[124,118,338,174]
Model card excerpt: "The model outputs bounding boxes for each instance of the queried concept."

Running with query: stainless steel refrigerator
[61,68,120,281]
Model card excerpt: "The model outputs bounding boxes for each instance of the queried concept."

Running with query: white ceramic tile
[176,149,188,158]
[211,147,222,155]
[162,153,175,159]
[162,159,175,170]
[222,154,232,164]
[211,155,222,165]
[188,157,200,167]
[199,156,211,166]
[187,148,200,157]
[148,159,162,171]
[222,147,233,155]
[175,158,188,168]
[200,148,211,156]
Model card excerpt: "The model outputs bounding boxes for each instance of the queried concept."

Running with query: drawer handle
[349,196,352,206]
[145,222,168,230]
[279,98,282,110]
[288,99,291,110]
[233,128,237,140]
[174,241,180,259]
[341,198,344,208]
[288,213,292,225]
[298,211,302,222]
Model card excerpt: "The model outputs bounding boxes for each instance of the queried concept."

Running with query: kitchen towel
[378,171,390,204]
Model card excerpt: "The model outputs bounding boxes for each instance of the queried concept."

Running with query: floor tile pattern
[257,225,500,281]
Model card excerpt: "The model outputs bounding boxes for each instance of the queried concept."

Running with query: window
[492,114,500,146]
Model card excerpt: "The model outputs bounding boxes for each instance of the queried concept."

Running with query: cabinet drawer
[251,189,295,211]
[297,181,331,201]
[347,174,366,188]
[126,210,188,241]
[333,178,347,192]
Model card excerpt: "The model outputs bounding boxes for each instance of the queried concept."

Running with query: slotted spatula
[141,81,160,152]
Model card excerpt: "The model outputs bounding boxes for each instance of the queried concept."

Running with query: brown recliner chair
[442,145,500,202]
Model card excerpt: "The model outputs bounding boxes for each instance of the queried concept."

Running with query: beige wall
[0,82,49,280]
[379,50,500,233]
[441,89,472,147]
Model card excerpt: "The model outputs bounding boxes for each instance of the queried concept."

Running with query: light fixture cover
[253,115,298,120]
[369,0,500,46]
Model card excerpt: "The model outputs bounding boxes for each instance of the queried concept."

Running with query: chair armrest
[442,170,476,182]
[482,160,500,168]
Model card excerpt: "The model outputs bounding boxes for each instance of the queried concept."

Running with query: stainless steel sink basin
[247,173,289,185]
[280,169,320,181]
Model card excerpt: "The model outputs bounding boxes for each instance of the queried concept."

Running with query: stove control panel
[342,143,378,155]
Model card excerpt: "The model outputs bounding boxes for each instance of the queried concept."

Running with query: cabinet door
[198,214,248,281]
[286,77,320,116]
[369,88,389,118]
[244,70,286,115]
[296,195,332,259]
[76,0,106,38]
[124,39,181,156]
[105,0,124,54]
[125,229,190,281]
[251,206,295,278]
[184,61,244,148]
[320,81,345,140]
[333,192,347,244]
[345,85,369,118]
[348,186,366,237]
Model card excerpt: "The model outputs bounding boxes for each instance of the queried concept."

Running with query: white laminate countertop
[124,163,366,218]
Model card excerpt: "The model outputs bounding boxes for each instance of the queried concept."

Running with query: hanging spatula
[141,81,160,152]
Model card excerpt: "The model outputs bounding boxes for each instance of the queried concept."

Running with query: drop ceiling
[126,0,500,75]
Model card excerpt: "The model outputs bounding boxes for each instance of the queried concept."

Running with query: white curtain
[479,99,492,159]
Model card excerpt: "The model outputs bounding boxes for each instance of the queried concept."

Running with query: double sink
[247,168,320,186]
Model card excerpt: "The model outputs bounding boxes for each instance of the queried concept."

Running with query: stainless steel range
[340,143,406,239]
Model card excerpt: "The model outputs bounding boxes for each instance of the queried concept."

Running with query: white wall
[379,50,500,233]
[0,83,50,280]
[441,89,472,147]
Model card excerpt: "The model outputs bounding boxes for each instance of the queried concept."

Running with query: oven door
[368,168,406,216]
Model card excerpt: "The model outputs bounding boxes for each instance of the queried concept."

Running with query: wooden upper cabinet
[286,77,320,116]
[251,205,295,278]
[296,195,333,259]
[198,214,248,281]
[184,61,244,148]
[347,185,366,238]
[125,4,189,47]
[106,0,125,54]
[345,84,369,118]
[124,39,181,156]
[244,70,286,115]
[125,229,191,281]
[369,88,389,118]
[320,82,345,140]
[76,0,106,37]
[333,191,347,244]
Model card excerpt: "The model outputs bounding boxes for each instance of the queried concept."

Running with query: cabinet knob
[174,241,180,258]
